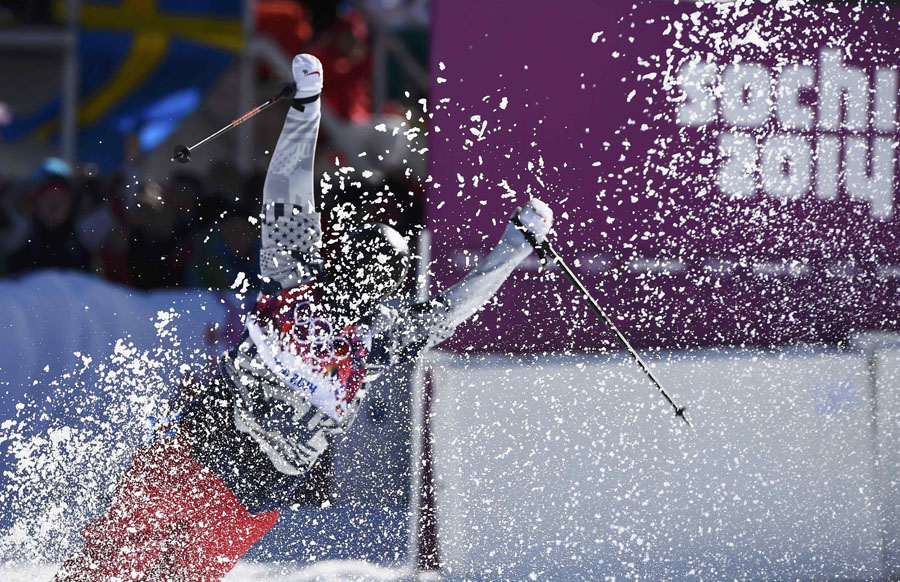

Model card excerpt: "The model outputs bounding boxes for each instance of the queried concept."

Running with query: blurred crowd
[0,0,52,26]
[0,151,425,291]
[0,0,428,290]
[0,158,256,289]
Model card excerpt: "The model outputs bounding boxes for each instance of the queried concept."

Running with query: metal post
[408,229,439,577]
[236,0,255,173]
[866,348,889,580]
[415,367,440,575]
[372,28,388,114]
[61,0,81,166]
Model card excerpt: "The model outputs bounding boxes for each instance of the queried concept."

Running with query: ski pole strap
[292,93,321,112]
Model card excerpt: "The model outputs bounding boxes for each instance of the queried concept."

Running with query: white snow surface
[0,560,416,582]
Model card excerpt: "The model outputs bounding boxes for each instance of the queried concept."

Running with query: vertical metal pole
[416,367,440,574]
[61,0,80,165]
[372,28,388,114]
[236,0,255,173]
[407,363,423,575]
[867,349,889,580]
[408,229,435,577]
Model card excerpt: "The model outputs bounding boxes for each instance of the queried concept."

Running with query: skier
[54,54,553,582]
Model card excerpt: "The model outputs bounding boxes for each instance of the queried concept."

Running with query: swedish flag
[3,0,243,170]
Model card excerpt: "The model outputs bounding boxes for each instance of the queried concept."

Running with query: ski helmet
[327,223,410,306]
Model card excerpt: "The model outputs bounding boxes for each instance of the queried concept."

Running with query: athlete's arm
[259,54,325,289]
[383,199,553,359]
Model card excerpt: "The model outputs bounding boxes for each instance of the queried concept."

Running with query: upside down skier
[54,54,554,581]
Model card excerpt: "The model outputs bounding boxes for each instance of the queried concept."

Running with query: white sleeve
[260,97,323,288]
[391,222,533,354]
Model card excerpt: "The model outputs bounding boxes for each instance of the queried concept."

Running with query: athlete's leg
[53,436,192,581]
[54,431,278,582]
[157,488,278,582]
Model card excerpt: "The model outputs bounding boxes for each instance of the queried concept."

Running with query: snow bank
[0,560,414,582]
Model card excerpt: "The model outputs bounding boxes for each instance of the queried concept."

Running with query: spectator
[125,181,190,289]
[0,181,30,274]
[187,205,259,291]
[169,171,203,243]
[254,0,314,60]
[8,179,91,275]
[88,174,133,285]
[310,10,373,121]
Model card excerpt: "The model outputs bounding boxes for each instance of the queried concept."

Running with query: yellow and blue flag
[3,0,244,170]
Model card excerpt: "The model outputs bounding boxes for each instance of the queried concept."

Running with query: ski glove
[293,53,323,98]
[513,198,553,243]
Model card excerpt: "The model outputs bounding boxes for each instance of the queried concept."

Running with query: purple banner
[426,0,900,353]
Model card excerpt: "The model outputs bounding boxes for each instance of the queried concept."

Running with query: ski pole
[513,215,692,427]
[171,82,297,164]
